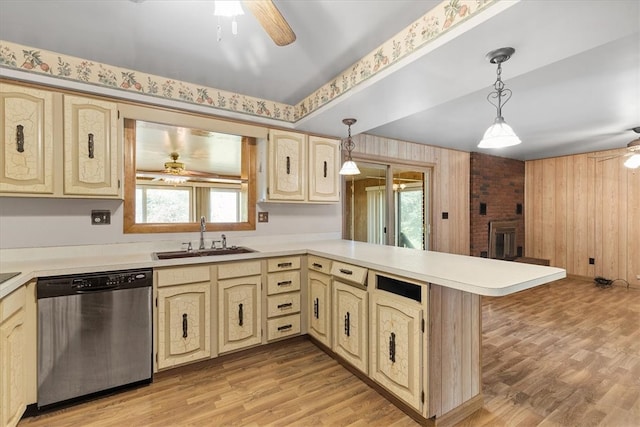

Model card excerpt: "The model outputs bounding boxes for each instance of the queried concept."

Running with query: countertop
[0,239,566,299]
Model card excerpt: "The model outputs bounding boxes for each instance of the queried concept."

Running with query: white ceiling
[1,0,638,161]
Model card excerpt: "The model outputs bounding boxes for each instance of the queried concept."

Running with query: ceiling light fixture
[163,152,188,184]
[624,137,640,168]
[214,0,244,42]
[478,47,522,149]
[339,118,361,176]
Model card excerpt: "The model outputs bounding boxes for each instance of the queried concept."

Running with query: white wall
[0,197,342,249]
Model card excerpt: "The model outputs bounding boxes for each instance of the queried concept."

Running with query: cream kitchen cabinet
[370,289,423,411]
[261,130,340,203]
[63,95,119,196]
[218,261,262,353]
[0,286,27,427]
[308,269,332,347]
[332,280,368,374]
[266,129,306,201]
[0,82,121,198]
[156,265,211,370]
[308,135,340,202]
[0,83,54,195]
[266,256,301,341]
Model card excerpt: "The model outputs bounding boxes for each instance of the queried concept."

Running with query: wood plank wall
[525,149,640,288]
[352,134,470,255]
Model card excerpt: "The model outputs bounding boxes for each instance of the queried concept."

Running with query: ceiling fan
[137,152,245,184]
[242,0,296,46]
[592,127,640,168]
[129,0,295,46]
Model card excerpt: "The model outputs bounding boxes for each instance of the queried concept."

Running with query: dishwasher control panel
[37,268,153,298]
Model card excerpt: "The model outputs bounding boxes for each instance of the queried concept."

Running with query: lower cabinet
[157,282,211,370]
[218,264,262,353]
[332,280,368,374]
[370,291,423,411]
[0,287,27,427]
[308,270,331,347]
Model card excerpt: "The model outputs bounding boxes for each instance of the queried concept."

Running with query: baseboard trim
[433,393,484,426]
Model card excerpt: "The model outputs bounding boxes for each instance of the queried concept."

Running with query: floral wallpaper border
[0,0,497,124]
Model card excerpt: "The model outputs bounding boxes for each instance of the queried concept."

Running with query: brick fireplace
[470,152,525,258]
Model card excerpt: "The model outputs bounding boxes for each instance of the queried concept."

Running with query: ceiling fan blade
[243,0,296,46]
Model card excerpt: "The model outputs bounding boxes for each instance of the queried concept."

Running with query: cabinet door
[308,136,340,202]
[333,281,368,374]
[157,283,211,369]
[370,292,423,411]
[0,83,54,194]
[218,275,262,353]
[308,271,331,347]
[267,129,306,201]
[0,294,26,427]
[63,95,119,196]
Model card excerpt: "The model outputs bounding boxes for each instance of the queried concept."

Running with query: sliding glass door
[343,161,431,250]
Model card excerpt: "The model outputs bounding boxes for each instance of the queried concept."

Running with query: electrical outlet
[442,212,448,219]
[589,257,595,265]
[91,210,111,225]
[258,212,269,223]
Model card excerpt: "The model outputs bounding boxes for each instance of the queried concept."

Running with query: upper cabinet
[63,95,119,196]
[0,83,54,195]
[308,135,340,202]
[0,82,122,199]
[261,129,340,203]
[267,129,306,201]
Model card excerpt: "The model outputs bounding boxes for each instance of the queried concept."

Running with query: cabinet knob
[182,313,188,338]
[88,133,95,158]
[16,124,24,153]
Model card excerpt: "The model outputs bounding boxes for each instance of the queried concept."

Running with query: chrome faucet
[221,234,227,249]
[199,216,206,250]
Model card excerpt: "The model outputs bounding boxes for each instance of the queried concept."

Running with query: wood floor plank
[19,278,639,427]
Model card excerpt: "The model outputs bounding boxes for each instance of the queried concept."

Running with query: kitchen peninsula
[0,239,565,426]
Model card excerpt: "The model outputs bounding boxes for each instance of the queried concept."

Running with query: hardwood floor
[19,278,639,426]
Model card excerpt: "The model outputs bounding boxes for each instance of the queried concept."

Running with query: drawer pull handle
[323,161,327,178]
[277,280,292,287]
[182,313,188,338]
[238,303,244,326]
[389,332,396,363]
[88,133,95,158]
[344,311,350,337]
[313,298,319,319]
[277,324,293,331]
[16,124,25,152]
[286,156,290,174]
[312,263,323,269]
[277,262,292,268]
[339,268,353,275]
[277,302,293,309]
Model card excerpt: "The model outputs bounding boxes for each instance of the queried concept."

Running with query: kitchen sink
[153,246,256,260]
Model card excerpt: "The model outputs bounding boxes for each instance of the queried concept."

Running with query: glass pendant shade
[478,117,522,148]
[623,153,640,169]
[339,160,361,175]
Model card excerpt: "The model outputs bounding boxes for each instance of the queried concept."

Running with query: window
[209,188,242,222]
[136,186,192,223]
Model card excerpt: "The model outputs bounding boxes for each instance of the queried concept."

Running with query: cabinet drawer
[218,261,261,280]
[267,293,301,318]
[331,261,367,286]
[267,256,300,272]
[267,314,300,341]
[267,271,301,295]
[307,256,332,274]
[157,265,210,287]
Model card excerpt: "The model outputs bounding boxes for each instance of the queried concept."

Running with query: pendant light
[339,118,360,175]
[478,47,522,149]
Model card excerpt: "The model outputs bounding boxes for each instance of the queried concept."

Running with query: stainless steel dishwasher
[37,268,153,409]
